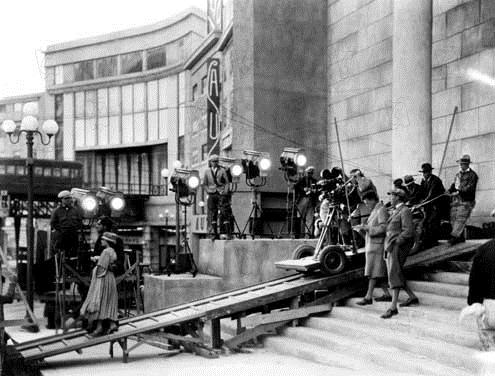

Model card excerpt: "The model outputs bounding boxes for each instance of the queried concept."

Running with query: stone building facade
[327,0,495,226]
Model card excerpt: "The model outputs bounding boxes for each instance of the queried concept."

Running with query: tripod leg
[241,205,256,238]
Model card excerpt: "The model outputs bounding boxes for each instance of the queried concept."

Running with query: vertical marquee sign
[207,58,221,155]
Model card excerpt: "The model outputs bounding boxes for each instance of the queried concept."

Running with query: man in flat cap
[381,188,418,319]
[294,166,318,237]
[448,154,478,245]
[50,190,83,258]
[417,163,447,250]
[202,154,230,240]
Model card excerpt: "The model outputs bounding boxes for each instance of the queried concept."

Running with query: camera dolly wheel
[318,245,347,275]
[291,244,315,259]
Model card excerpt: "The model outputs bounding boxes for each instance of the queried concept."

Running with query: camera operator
[294,166,318,238]
[202,154,231,240]
[50,190,83,258]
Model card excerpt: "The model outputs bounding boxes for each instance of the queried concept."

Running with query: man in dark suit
[418,163,447,249]
[381,188,419,319]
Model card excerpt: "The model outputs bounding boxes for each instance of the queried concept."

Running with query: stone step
[329,306,479,348]
[414,290,467,310]
[264,335,394,374]
[347,297,477,332]
[282,326,472,376]
[420,271,469,286]
[408,280,468,298]
[306,316,481,373]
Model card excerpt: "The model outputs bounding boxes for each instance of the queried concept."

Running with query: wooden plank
[224,321,290,350]
[242,304,331,327]
[406,240,485,268]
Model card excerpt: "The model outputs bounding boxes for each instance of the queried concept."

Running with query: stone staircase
[264,271,485,375]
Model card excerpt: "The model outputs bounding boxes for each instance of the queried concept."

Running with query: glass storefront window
[146,45,167,70]
[95,56,118,78]
[74,60,94,81]
[121,51,143,74]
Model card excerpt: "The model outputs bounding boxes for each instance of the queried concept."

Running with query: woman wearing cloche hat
[80,231,120,336]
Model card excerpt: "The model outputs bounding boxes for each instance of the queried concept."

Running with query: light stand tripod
[241,187,275,239]
[163,184,198,277]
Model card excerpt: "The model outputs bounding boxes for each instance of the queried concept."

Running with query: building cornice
[45,7,206,54]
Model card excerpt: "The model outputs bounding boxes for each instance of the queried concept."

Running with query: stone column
[392,0,432,179]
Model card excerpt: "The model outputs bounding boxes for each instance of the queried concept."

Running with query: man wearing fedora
[202,154,230,240]
[418,163,447,249]
[448,154,478,245]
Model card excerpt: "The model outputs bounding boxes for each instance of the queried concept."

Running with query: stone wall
[327,0,394,196]
[432,0,495,224]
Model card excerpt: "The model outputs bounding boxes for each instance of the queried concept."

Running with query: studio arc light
[280,147,307,182]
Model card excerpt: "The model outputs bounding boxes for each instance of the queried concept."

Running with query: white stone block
[432,116,449,144]
[451,108,479,140]
[358,38,393,72]
[446,53,480,88]
[432,34,462,67]
[329,0,360,25]
[478,103,495,134]
[461,82,495,111]
[433,14,447,42]
[432,87,462,118]
[365,0,392,25]
[433,0,461,16]
[478,161,495,190]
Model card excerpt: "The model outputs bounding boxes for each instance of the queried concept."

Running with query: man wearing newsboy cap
[447,154,478,245]
[50,190,83,258]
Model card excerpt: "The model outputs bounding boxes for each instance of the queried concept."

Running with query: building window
[74,60,94,81]
[63,64,75,83]
[178,136,185,162]
[55,66,64,85]
[95,56,118,78]
[146,46,167,70]
[192,84,198,101]
[54,94,64,160]
[201,144,208,160]
[201,76,207,94]
[121,52,143,74]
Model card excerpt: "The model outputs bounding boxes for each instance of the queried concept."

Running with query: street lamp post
[1,103,59,315]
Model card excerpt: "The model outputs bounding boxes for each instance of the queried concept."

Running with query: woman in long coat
[80,231,119,336]
[353,191,392,305]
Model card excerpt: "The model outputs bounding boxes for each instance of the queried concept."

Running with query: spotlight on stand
[167,168,200,206]
[219,157,243,192]
[241,150,271,188]
[71,188,98,220]
[97,187,126,216]
[160,167,198,277]
[280,147,307,183]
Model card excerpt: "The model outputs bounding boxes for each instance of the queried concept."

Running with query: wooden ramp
[10,239,486,364]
